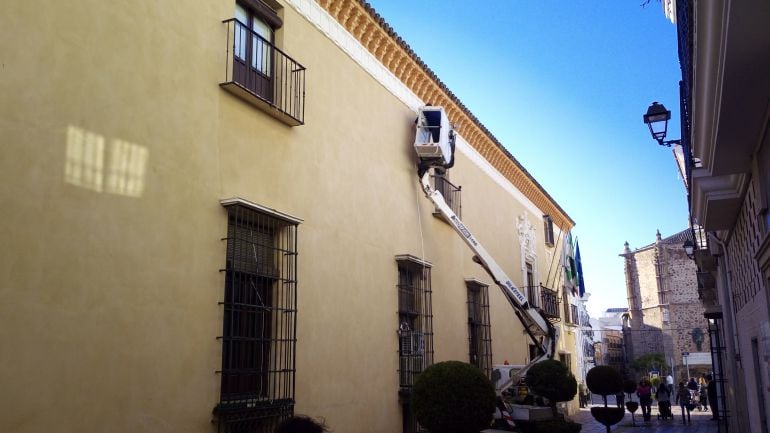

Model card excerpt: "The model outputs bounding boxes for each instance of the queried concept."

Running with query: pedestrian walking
[579,382,587,408]
[637,379,653,422]
[707,374,719,420]
[676,382,693,425]
[655,382,672,420]
[666,372,675,395]
[687,377,699,391]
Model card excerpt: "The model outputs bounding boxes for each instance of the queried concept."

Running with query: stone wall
[623,231,709,380]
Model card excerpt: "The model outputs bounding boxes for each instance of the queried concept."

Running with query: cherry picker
[413,106,559,417]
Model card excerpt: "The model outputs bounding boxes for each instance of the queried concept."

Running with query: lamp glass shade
[683,240,695,258]
[643,102,671,142]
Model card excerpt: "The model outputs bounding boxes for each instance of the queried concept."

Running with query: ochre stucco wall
[0,1,573,432]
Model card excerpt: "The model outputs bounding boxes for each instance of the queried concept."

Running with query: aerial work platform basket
[413,106,453,168]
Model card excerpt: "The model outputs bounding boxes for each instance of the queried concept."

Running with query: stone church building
[621,229,711,381]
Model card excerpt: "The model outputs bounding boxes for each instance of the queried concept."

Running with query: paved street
[482,398,720,433]
[568,396,719,433]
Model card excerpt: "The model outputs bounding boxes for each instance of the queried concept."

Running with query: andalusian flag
[575,239,586,298]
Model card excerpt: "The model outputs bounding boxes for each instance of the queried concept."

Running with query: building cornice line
[287,0,574,229]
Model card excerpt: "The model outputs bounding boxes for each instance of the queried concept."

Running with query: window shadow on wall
[65,125,148,197]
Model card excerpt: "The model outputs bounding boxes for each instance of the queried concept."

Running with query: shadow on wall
[65,125,149,197]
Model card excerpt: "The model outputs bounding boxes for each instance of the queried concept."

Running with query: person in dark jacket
[707,374,719,420]
[687,377,699,391]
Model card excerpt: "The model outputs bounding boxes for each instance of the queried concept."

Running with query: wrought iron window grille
[431,170,462,219]
[215,202,298,433]
[466,281,493,378]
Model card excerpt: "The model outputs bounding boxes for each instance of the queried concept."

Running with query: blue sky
[367,1,688,317]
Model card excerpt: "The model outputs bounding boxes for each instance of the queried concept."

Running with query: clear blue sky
[367,0,688,317]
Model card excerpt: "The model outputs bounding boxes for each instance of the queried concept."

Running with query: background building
[621,230,710,382]
[591,308,628,375]
[661,1,770,431]
[0,1,578,432]
[575,293,596,385]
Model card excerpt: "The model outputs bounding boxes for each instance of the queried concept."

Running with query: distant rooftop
[628,228,693,253]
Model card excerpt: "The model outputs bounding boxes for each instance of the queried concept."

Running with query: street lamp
[683,239,695,259]
[643,102,680,147]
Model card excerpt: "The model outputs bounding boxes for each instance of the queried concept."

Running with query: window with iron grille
[396,255,433,433]
[466,280,493,378]
[543,215,555,247]
[570,304,578,326]
[432,168,462,218]
[396,255,434,390]
[215,200,299,433]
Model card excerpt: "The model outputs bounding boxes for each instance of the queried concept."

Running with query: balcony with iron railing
[525,284,560,321]
[221,18,306,126]
[432,173,462,219]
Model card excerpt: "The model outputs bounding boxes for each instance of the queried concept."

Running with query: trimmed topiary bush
[586,366,624,433]
[526,359,578,418]
[623,379,639,426]
[586,366,623,405]
[590,407,625,432]
[412,361,496,433]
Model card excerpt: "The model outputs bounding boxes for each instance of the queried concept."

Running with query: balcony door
[234,3,273,102]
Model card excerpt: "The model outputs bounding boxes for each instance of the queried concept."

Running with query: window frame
[216,198,301,433]
[396,255,434,392]
[466,279,493,378]
[232,1,281,102]
[432,168,462,219]
[396,255,433,433]
[543,215,555,247]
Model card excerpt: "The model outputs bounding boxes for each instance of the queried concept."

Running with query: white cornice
[690,168,748,230]
[691,0,729,174]
[285,0,423,111]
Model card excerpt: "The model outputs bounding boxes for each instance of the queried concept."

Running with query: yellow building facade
[0,1,576,432]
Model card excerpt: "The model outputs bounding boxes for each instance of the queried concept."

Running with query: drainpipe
[711,233,746,433]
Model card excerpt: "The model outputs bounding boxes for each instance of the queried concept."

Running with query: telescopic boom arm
[413,106,558,393]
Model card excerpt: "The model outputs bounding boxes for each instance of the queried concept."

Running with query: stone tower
[620,229,708,381]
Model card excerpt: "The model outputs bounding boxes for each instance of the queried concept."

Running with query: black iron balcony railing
[526,284,560,320]
[222,18,306,126]
[432,174,462,218]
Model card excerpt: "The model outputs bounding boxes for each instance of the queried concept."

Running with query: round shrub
[526,359,577,416]
[590,407,625,429]
[412,361,495,433]
[586,366,623,397]
[625,401,639,413]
